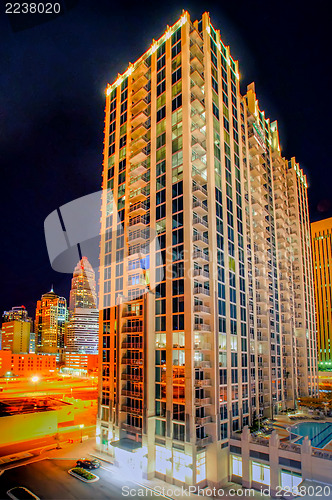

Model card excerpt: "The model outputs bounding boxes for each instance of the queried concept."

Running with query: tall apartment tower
[35,288,68,355]
[97,12,318,487]
[311,217,332,368]
[69,256,97,311]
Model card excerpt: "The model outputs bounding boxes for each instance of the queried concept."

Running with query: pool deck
[272,414,332,449]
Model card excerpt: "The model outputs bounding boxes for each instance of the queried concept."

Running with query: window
[232,455,242,477]
[157,106,166,122]
[252,461,270,485]
[196,452,206,482]
[280,470,302,491]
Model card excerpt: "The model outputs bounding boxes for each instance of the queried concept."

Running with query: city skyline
[1,1,331,315]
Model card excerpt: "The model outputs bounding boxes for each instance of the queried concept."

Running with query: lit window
[280,470,301,490]
[232,455,242,476]
[252,461,270,485]
[155,445,171,474]
[196,452,206,482]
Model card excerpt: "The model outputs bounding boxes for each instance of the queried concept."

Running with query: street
[0,458,172,499]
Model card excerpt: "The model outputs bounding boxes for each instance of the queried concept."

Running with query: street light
[79,424,84,443]
[31,375,39,383]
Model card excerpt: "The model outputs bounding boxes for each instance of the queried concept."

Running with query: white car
[7,487,40,500]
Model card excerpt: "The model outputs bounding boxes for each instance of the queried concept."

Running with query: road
[0,459,172,499]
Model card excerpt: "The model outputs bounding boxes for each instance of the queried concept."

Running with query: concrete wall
[0,411,57,446]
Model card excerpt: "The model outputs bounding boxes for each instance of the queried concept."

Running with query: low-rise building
[64,352,98,374]
[0,350,56,377]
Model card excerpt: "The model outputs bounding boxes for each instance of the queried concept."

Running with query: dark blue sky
[0,0,331,317]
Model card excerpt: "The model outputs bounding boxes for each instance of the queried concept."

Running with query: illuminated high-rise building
[1,306,33,354]
[35,288,68,355]
[69,256,97,310]
[97,11,318,487]
[311,217,332,368]
[66,257,99,354]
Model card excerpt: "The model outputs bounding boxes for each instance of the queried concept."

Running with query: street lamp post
[79,424,84,443]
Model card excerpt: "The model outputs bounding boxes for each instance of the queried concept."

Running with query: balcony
[122,325,143,333]
[190,52,204,73]
[193,249,209,264]
[130,145,149,165]
[121,422,142,434]
[129,185,149,204]
[196,435,212,447]
[131,119,150,141]
[193,215,208,231]
[192,182,207,200]
[131,96,150,116]
[194,378,211,387]
[193,232,208,248]
[192,152,207,171]
[121,357,143,366]
[130,161,148,178]
[195,397,211,406]
[128,228,149,244]
[131,72,149,93]
[194,360,211,369]
[130,134,149,154]
[121,373,143,382]
[132,59,149,80]
[194,342,211,350]
[129,201,148,216]
[131,108,150,129]
[191,137,206,157]
[193,286,210,298]
[121,405,143,414]
[122,389,143,398]
[121,342,143,349]
[194,322,211,332]
[195,415,212,426]
[191,92,205,113]
[193,304,211,315]
[191,109,205,128]
[193,268,209,281]
[193,199,208,215]
[130,172,149,191]
[131,84,148,103]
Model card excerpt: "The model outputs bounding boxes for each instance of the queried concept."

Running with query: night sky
[1,0,331,319]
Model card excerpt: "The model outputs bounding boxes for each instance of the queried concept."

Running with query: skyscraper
[311,217,332,368]
[97,11,318,487]
[35,288,68,355]
[66,257,99,354]
[1,306,32,354]
[69,256,97,310]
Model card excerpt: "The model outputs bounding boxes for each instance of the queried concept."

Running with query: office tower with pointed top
[69,256,97,310]
[66,257,99,354]
[97,11,318,487]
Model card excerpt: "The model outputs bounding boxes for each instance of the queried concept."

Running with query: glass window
[252,461,270,485]
[232,455,242,477]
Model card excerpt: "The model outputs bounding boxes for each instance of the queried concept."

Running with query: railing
[193,215,208,228]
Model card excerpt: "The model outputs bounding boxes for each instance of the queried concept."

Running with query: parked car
[76,459,100,470]
[7,487,40,500]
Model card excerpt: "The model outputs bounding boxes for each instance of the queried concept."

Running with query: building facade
[97,11,318,487]
[1,306,33,354]
[35,288,68,355]
[65,308,99,353]
[0,350,56,377]
[311,217,332,368]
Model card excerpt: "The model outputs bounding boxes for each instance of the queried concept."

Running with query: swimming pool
[291,422,332,448]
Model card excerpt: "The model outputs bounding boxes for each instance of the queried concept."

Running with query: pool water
[291,422,332,448]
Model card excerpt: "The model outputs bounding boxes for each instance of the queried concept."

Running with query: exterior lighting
[206,25,211,34]
[180,13,187,26]
[31,375,39,383]
[150,42,157,54]
[165,30,171,40]
[106,85,112,96]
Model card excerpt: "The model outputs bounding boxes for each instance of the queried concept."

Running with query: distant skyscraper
[311,217,332,368]
[66,257,99,354]
[97,11,318,487]
[35,288,68,354]
[1,306,33,354]
[69,256,97,310]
